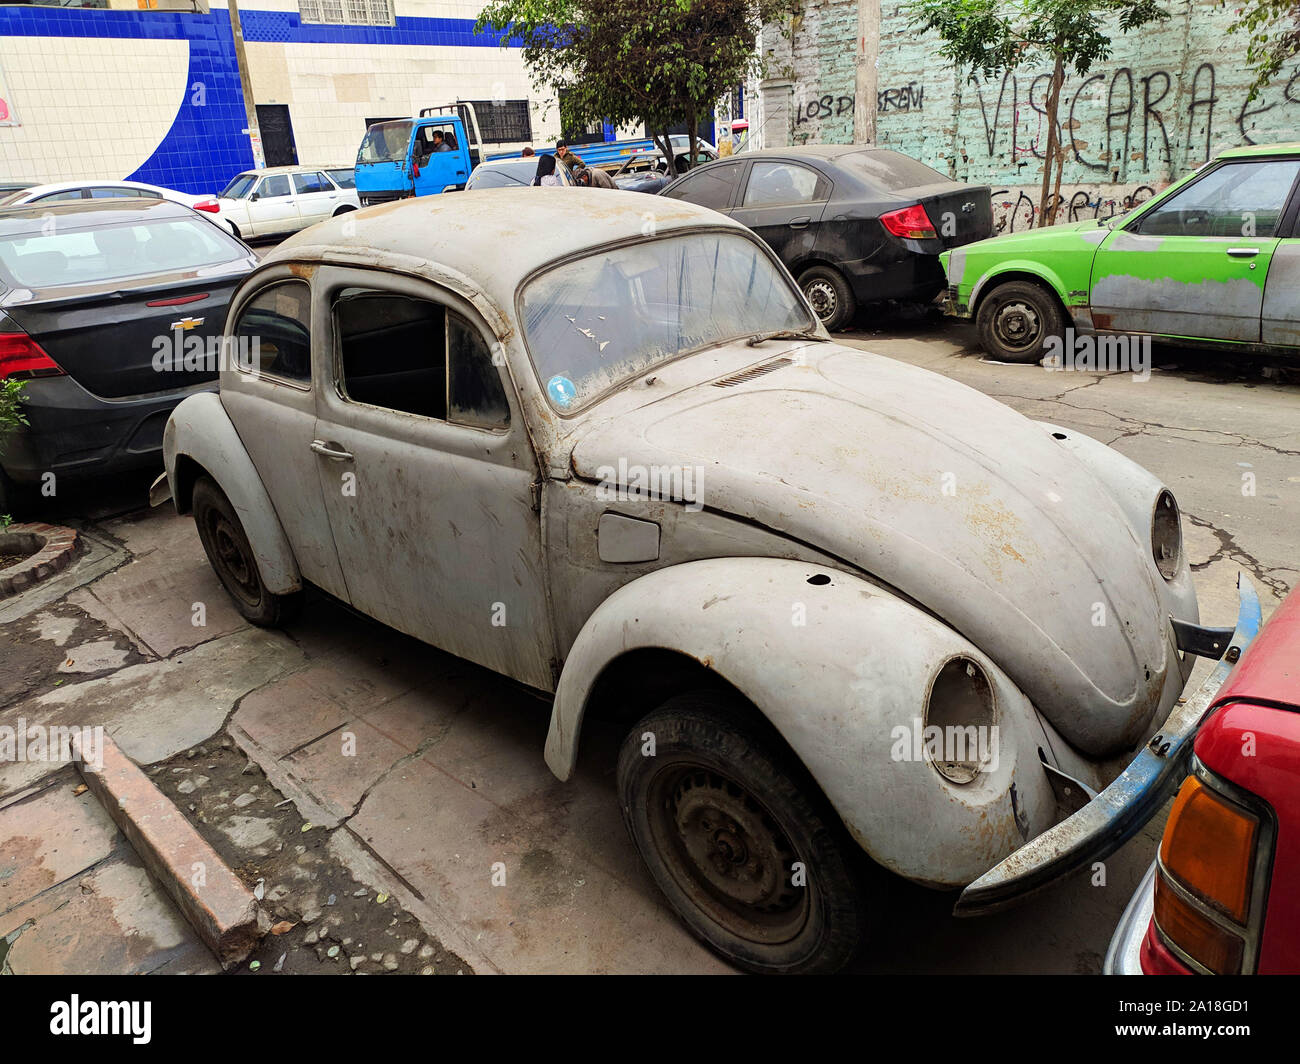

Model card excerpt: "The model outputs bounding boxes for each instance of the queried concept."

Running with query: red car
[1106,584,1300,974]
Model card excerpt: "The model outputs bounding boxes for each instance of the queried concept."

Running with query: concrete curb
[0,523,83,599]
[78,733,265,969]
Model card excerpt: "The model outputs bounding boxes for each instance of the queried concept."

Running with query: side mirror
[249,192,260,202]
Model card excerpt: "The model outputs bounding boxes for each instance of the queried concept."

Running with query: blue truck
[354,101,658,205]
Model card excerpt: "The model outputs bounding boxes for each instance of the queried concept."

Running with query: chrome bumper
[954,575,1262,916]
[1104,861,1156,974]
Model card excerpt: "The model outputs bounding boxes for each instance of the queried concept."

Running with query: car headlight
[1152,489,1182,581]
[923,656,997,785]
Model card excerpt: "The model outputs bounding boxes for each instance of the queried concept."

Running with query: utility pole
[228,0,265,168]
[853,0,879,144]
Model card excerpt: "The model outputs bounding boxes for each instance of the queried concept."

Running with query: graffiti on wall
[989,184,1158,233]
[794,80,925,125]
[966,63,1300,179]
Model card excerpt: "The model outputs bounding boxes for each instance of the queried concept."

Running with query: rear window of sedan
[838,149,951,191]
[0,216,246,288]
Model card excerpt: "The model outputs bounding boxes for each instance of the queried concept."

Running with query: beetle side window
[333,289,509,428]
[663,162,743,209]
[233,280,312,384]
[1133,160,1300,238]
[742,162,827,207]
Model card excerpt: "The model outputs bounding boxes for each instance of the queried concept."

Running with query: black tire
[798,266,856,332]
[333,205,357,216]
[192,475,301,627]
[975,279,1065,363]
[617,692,870,974]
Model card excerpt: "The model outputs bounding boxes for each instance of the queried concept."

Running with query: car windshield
[521,231,812,413]
[327,168,356,189]
[358,120,414,165]
[220,174,257,199]
[0,216,246,288]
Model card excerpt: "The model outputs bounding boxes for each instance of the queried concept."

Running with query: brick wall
[762,0,1300,228]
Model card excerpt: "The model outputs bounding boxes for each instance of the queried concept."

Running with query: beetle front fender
[163,391,301,595]
[545,557,1059,887]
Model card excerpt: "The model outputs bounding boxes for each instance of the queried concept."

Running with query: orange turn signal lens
[1154,871,1244,974]
[1160,776,1257,922]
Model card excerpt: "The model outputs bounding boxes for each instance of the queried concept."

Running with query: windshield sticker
[547,375,577,408]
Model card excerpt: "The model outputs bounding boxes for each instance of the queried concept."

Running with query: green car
[939,143,1300,362]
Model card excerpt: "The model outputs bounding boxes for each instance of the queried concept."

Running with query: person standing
[532,153,561,186]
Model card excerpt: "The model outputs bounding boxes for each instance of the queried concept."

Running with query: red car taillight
[880,204,938,240]
[193,198,220,214]
[1153,772,1264,973]
[0,332,65,380]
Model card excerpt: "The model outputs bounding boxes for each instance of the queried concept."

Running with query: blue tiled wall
[0,5,523,195]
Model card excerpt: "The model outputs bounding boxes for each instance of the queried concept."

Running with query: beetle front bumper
[953,574,1262,916]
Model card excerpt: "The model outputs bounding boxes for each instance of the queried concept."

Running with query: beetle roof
[265,187,746,307]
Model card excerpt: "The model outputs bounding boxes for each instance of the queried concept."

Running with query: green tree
[0,378,27,526]
[1230,0,1300,103]
[475,0,796,169]
[906,0,1168,226]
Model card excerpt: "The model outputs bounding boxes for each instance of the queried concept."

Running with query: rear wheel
[975,279,1065,363]
[192,476,300,627]
[798,266,856,332]
[617,692,870,974]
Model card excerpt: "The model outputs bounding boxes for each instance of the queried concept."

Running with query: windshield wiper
[745,329,828,347]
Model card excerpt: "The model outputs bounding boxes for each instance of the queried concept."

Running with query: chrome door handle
[789,217,811,229]
[310,439,353,461]
[1227,247,1259,257]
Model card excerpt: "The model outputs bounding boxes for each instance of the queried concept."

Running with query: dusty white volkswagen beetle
[158,189,1256,974]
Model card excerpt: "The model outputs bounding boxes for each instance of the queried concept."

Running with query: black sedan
[0,198,257,514]
[661,146,992,330]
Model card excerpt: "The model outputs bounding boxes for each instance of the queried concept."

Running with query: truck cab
[354,106,480,206]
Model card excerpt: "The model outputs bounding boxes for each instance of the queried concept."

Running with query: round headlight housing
[923,656,997,785]
[1152,489,1182,581]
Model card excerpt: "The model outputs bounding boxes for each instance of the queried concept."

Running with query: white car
[0,179,231,231]
[216,166,360,240]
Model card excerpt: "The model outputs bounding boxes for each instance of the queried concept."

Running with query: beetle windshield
[358,120,414,165]
[521,231,812,413]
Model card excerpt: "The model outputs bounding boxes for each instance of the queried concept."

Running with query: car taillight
[1153,773,1262,973]
[880,204,938,239]
[193,198,220,213]
[0,332,65,380]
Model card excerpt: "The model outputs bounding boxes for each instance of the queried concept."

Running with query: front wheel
[192,476,300,627]
[975,279,1065,363]
[798,266,856,332]
[617,693,870,974]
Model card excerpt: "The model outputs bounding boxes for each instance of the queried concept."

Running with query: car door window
[34,190,87,202]
[742,162,827,207]
[258,175,291,199]
[663,162,743,209]
[334,289,509,428]
[233,280,312,385]
[1133,160,1300,238]
[88,187,146,199]
[292,172,330,195]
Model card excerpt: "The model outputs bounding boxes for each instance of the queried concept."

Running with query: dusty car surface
[940,143,1300,362]
[159,188,1250,974]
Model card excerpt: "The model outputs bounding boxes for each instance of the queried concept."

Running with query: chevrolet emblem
[171,317,204,331]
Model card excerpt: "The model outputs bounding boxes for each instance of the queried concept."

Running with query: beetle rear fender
[163,391,302,595]
[545,557,1060,887]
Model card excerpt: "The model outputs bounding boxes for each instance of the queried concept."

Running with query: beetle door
[1089,158,1300,342]
[309,266,555,690]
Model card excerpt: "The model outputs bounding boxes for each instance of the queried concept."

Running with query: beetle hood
[571,344,1177,757]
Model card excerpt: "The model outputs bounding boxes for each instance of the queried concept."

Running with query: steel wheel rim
[204,509,261,608]
[646,762,810,945]
[992,298,1042,352]
[805,280,837,322]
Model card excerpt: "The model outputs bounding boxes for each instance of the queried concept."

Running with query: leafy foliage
[0,378,26,526]
[1231,0,1300,103]
[475,0,796,164]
